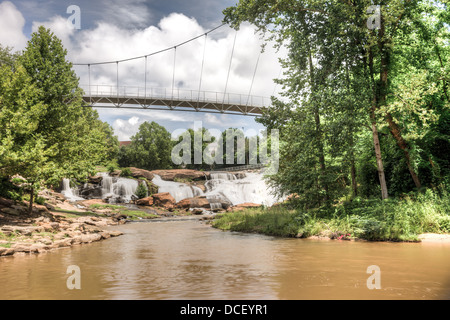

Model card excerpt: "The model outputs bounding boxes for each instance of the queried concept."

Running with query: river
[1,217,449,300]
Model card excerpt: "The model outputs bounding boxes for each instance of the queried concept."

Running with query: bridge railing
[80,85,272,107]
[213,163,266,172]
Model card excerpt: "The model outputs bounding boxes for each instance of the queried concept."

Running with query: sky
[0,0,286,141]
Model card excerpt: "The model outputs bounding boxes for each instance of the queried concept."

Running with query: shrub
[135,181,148,199]
[120,167,133,178]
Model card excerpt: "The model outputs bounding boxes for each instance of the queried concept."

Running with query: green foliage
[118,121,173,170]
[35,196,46,205]
[224,0,450,204]
[213,189,450,241]
[120,167,132,178]
[107,161,119,173]
[135,181,148,199]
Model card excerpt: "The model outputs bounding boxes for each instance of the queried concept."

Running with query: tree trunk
[367,45,389,200]
[378,27,422,189]
[385,113,422,189]
[371,105,389,199]
[350,153,357,198]
[308,46,329,202]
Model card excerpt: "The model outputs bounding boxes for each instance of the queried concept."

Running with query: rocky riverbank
[0,193,128,257]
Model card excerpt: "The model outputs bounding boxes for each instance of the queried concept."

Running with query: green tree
[224,0,449,202]
[0,27,110,212]
[119,121,173,170]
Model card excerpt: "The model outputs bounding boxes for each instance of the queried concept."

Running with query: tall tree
[0,27,110,212]
[120,121,173,170]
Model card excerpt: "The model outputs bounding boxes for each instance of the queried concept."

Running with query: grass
[88,204,126,210]
[212,189,450,242]
[123,210,159,220]
[0,230,24,247]
[89,203,159,220]
[52,208,100,218]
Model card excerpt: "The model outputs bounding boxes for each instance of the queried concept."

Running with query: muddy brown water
[1,217,449,300]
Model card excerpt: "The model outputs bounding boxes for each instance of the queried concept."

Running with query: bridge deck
[80,86,269,116]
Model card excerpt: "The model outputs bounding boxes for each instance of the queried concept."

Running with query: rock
[0,197,14,207]
[88,175,103,184]
[79,184,103,198]
[0,247,15,256]
[129,167,154,181]
[192,208,204,215]
[44,203,56,211]
[32,204,49,214]
[53,238,73,248]
[233,172,247,179]
[80,233,102,243]
[228,202,262,211]
[110,169,122,177]
[136,196,154,206]
[150,169,209,181]
[192,183,207,192]
[12,243,34,253]
[152,192,176,209]
[108,230,123,237]
[100,232,111,239]
[176,196,210,209]
[0,207,20,216]
[80,199,107,207]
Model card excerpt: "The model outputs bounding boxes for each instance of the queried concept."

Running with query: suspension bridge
[73,24,278,116]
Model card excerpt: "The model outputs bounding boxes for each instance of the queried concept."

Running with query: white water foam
[61,178,84,201]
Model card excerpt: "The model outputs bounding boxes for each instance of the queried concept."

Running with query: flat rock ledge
[0,216,123,257]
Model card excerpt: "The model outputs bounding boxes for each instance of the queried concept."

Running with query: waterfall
[204,172,280,207]
[152,175,205,203]
[113,178,138,202]
[101,174,114,197]
[61,178,84,201]
[97,172,138,203]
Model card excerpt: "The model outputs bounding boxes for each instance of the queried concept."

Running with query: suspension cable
[73,23,226,66]
[246,49,261,106]
[144,55,148,106]
[197,33,208,109]
[223,30,238,105]
[171,46,177,107]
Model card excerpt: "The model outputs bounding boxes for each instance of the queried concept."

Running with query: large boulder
[0,197,14,208]
[150,169,209,181]
[176,196,210,209]
[88,175,103,184]
[129,167,154,181]
[79,184,103,199]
[228,202,262,211]
[152,192,176,209]
[136,196,154,206]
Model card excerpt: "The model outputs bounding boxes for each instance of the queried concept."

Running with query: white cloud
[128,116,140,126]
[0,1,28,51]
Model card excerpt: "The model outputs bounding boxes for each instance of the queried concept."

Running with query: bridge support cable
[144,55,148,107]
[171,46,177,109]
[116,61,119,105]
[88,64,91,105]
[246,49,261,110]
[197,33,207,111]
[222,30,238,111]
